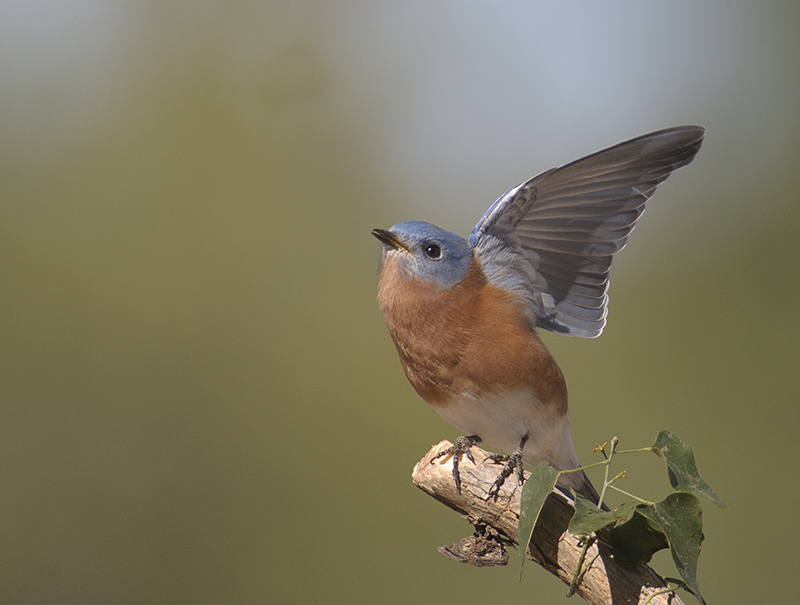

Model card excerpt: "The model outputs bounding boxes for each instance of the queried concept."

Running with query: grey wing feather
[470,126,705,338]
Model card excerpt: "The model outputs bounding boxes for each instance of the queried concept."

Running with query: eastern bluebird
[373,126,704,503]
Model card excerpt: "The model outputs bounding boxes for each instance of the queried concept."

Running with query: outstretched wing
[469,126,705,338]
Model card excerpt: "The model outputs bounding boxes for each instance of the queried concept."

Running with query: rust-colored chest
[377,258,567,414]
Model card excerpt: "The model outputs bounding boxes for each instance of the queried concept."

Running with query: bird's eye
[423,243,442,259]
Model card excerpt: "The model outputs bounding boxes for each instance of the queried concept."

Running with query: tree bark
[412,440,686,605]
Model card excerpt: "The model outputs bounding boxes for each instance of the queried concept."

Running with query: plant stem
[597,438,618,507]
[561,460,609,474]
[613,447,654,455]
[607,484,652,504]
[566,536,595,597]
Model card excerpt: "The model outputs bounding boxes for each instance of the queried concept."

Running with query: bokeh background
[2,1,798,603]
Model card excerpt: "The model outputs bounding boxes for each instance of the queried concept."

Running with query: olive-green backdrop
[2,2,798,603]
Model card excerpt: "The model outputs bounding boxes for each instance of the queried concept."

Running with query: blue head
[372,221,473,289]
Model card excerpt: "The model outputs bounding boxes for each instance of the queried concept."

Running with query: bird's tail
[558,470,609,512]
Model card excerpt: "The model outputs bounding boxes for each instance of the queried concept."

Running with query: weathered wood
[412,440,685,605]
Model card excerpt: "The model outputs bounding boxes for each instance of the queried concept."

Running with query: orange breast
[377,256,567,415]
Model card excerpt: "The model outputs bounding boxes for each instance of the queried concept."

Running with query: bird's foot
[485,435,529,499]
[484,452,525,499]
[431,435,482,494]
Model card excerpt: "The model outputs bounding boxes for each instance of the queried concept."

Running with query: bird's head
[372,221,473,289]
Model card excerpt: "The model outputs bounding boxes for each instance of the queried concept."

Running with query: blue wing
[470,126,705,338]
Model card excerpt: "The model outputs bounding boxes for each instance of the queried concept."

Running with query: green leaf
[568,497,639,535]
[608,508,669,568]
[568,495,613,534]
[610,500,642,525]
[518,462,560,574]
[638,492,706,605]
[651,431,727,508]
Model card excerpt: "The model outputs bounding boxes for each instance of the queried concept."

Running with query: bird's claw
[431,435,482,494]
[485,450,525,499]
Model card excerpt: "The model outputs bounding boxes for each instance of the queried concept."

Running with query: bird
[372,126,705,504]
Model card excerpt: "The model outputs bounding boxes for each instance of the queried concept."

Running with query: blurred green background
[2,1,798,603]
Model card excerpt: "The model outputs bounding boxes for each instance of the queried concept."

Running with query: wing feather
[470,126,705,337]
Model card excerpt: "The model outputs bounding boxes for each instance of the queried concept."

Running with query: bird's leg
[431,435,482,494]
[485,434,529,499]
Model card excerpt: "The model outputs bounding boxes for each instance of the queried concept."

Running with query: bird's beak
[372,229,410,253]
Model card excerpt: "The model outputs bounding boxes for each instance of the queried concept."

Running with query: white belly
[433,387,582,474]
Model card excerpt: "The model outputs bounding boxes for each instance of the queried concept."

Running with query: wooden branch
[412,440,685,605]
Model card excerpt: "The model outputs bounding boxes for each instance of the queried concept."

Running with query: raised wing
[469,126,705,338]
